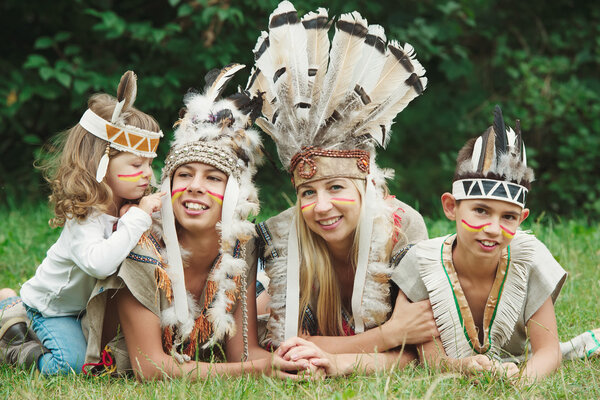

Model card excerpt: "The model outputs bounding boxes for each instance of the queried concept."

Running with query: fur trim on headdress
[159,64,263,360]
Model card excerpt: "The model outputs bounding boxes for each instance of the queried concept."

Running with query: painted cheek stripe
[206,190,224,205]
[171,187,186,203]
[330,198,356,205]
[461,219,491,232]
[301,202,316,212]
[117,171,144,182]
[500,225,516,239]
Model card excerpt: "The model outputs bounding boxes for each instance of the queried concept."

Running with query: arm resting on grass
[306,291,439,354]
[520,296,561,382]
[115,288,307,380]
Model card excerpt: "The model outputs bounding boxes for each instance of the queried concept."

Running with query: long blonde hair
[296,178,365,336]
[41,93,160,227]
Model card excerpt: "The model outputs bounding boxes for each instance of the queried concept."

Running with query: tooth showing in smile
[185,202,208,211]
[319,217,341,226]
[480,240,496,247]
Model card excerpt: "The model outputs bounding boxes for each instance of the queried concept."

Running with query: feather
[268,1,310,110]
[302,8,331,107]
[352,24,387,94]
[493,105,507,164]
[228,90,263,128]
[245,67,275,120]
[309,11,368,140]
[348,73,427,147]
[471,136,483,171]
[253,27,301,145]
[204,63,246,104]
[481,127,495,173]
[113,70,137,123]
[514,119,524,162]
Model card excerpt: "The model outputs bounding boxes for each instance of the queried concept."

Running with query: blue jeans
[25,305,87,375]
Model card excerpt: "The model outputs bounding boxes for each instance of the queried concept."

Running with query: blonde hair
[41,93,160,227]
[296,178,365,336]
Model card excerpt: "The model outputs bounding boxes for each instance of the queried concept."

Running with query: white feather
[309,11,368,140]
[471,136,483,171]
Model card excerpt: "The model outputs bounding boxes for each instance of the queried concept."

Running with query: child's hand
[137,192,166,215]
[459,354,494,373]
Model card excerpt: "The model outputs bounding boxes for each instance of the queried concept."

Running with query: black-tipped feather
[493,105,507,161]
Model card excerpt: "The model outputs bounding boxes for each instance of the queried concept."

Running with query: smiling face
[298,178,362,249]
[171,162,228,236]
[441,193,529,265]
[104,152,153,207]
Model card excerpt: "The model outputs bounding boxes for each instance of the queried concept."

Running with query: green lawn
[1,202,599,399]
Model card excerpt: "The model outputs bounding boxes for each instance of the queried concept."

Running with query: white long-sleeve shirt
[20,207,151,317]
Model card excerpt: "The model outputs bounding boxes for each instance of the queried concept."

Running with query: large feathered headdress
[452,105,533,208]
[160,64,263,359]
[79,71,163,182]
[248,1,427,339]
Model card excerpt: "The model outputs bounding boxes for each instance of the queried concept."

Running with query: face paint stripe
[500,225,515,238]
[117,171,144,182]
[206,190,223,205]
[330,198,356,205]
[461,219,491,232]
[301,202,316,212]
[171,187,186,203]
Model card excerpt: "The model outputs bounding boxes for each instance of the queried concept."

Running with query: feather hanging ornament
[95,144,110,182]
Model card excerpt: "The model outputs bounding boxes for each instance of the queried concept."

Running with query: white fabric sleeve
[69,207,152,279]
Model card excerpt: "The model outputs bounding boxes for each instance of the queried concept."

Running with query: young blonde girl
[0,71,163,374]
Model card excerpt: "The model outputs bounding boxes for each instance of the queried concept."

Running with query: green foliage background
[1,0,599,219]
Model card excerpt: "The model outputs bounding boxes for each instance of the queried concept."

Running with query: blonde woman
[249,2,438,374]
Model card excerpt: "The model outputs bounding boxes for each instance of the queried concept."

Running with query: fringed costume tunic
[391,232,566,361]
[82,230,251,375]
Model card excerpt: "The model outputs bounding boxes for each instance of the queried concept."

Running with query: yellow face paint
[461,219,491,232]
[330,198,356,205]
[171,187,186,203]
[207,190,223,205]
[301,202,316,212]
[500,225,515,239]
[117,171,144,182]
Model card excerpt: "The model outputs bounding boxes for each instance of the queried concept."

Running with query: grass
[1,201,599,399]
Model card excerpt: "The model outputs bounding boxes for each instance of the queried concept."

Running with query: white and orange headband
[79,103,163,182]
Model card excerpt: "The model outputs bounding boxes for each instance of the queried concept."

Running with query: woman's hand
[277,337,340,376]
[383,291,440,347]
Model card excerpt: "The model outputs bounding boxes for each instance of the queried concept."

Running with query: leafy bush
[1,0,598,218]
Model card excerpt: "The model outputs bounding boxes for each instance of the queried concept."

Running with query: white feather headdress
[160,64,263,360]
[453,105,533,208]
[248,1,427,339]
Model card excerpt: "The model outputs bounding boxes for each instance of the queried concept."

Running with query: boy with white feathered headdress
[391,105,600,382]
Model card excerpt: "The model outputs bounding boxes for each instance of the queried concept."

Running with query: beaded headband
[289,147,370,187]
[162,142,240,181]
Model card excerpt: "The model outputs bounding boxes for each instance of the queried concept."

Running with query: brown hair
[41,93,160,227]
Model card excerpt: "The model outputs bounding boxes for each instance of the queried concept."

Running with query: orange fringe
[161,254,246,357]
